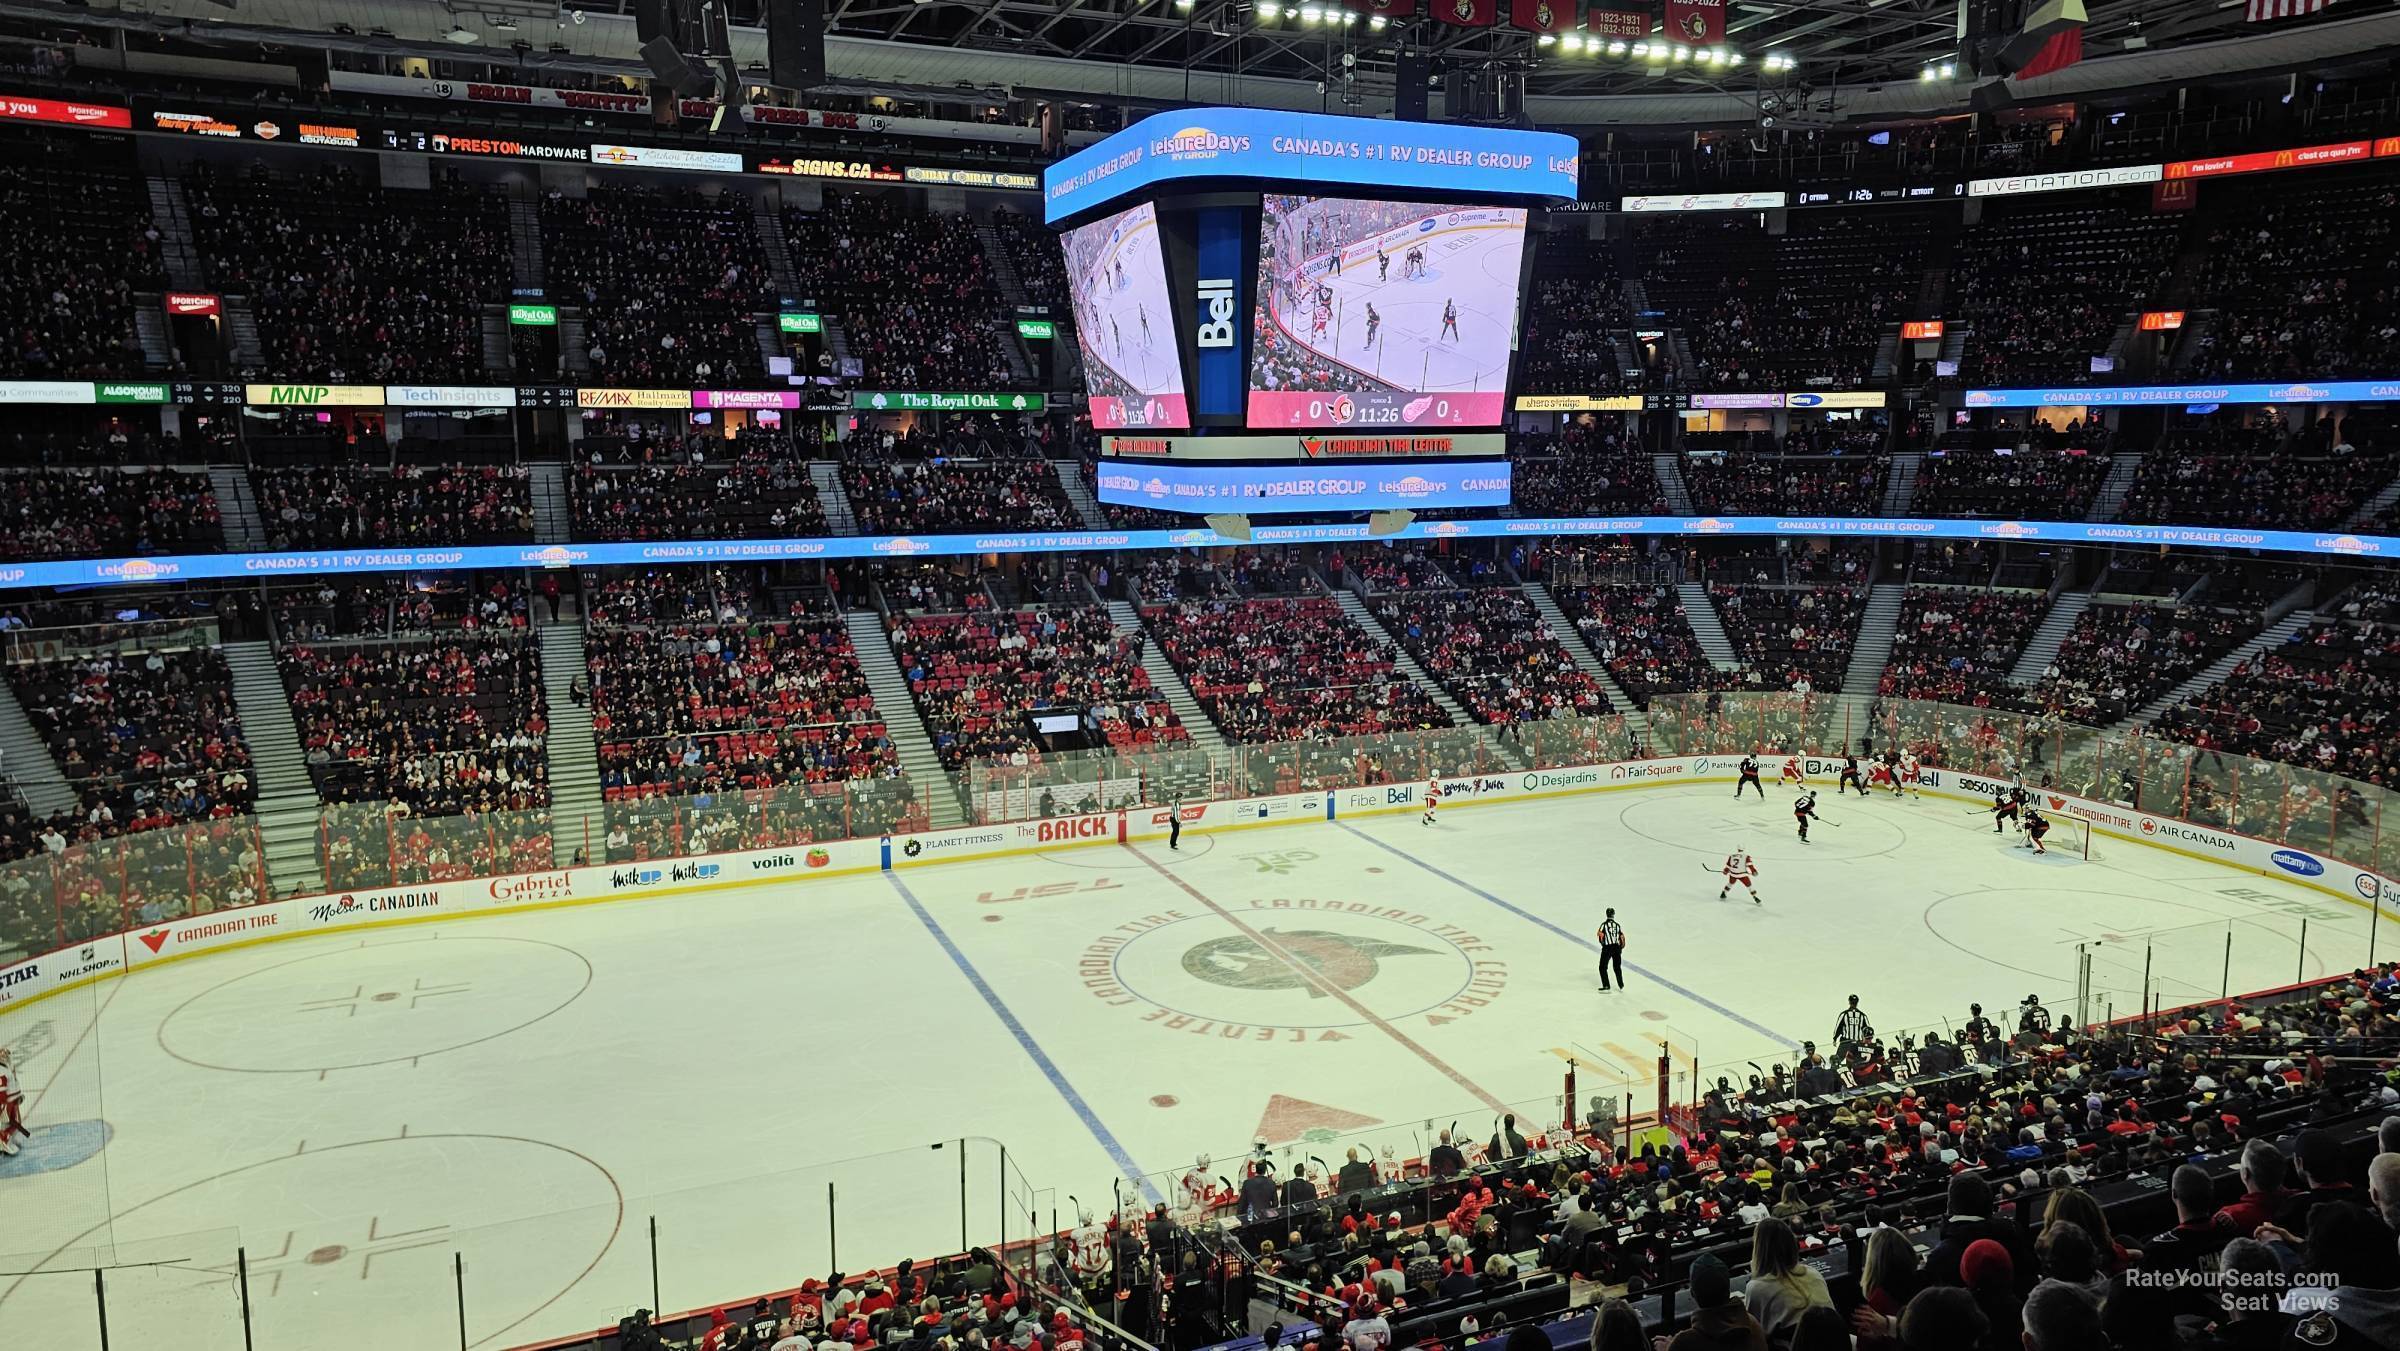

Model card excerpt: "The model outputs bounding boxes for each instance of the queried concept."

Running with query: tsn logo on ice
[1195,278,1237,348]
[611,862,720,889]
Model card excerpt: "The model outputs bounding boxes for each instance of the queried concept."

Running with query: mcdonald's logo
[2273,149,2296,167]
[2378,137,2400,158]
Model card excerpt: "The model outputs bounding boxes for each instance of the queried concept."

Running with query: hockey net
[2027,812,2095,861]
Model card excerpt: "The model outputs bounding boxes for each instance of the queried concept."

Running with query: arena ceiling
[50,0,2400,119]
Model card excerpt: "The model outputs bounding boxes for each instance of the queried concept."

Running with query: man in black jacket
[1427,1130,1466,1177]
[1239,1161,1279,1221]
[1925,1173,2037,1294]
[1281,1162,1319,1209]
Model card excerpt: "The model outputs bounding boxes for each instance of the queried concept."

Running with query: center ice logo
[1182,929,1436,995]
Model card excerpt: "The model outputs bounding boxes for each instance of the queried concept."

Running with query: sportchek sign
[0,95,131,130]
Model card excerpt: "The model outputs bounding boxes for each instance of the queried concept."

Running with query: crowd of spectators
[585,566,758,627]
[1511,421,1668,516]
[9,646,255,834]
[2185,165,2400,380]
[283,638,550,815]
[543,186,770,386]
[585,616,907,845]
[1634,210,1918,390]
[2033,603,2257,724]
[184,163,508,382]
[888,607,1183,768]
[1711,585,1866,694]
[2151,615,2400,790]
[1149,597,1449,744]
[2118,414,2396,530]
[1343,545,1455,593]
[1879,588,2047,708]
[1371,589,1613,725]
[1517,237,1632,394]
[1552,584,1734,706]
[1683,447,1889,515]
[0,466,221,559]
[573,428,829,541]
[991,207,1068,311]
[1913,447,2112,521]
[787,193,1017,389]
[0,129,161,377]
[1953,199,2184,387]
[843,458,1076,536]
[251,464,533,548]
[274,575,534,641]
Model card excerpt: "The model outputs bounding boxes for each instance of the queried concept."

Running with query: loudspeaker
[634,0,672,44]
[768,0,827,90]
[1394,51,1432,122]
[641,35,715,98]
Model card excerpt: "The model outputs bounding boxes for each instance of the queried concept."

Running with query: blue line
[1336,821,1792,1046]
[883,872,1165,1206]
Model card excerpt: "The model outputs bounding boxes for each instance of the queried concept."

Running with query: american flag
[2249,0,2331,20]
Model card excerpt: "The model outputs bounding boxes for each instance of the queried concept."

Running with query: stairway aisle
[2115,610,2313,733]
[2087,452,2144,522]
[1879,454,1922,517]
[219,640,325,899]
[1672,582,1740,669]
[809,462,859,534]
[1834,582,1905,729]
[209,467,267,550]
[841,611,966,828]
[1521,582,1648,737]
[529,462,572,544]
[0,677,78,822]
[1053,461,1111,530]
[1105,600,1225,754]
[2006,592,2092,687]
[1653,454,1694,515]
[538,622,604,866]
[1334,590,1523,769]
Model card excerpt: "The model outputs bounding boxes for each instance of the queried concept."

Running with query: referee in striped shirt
[1596,909,1627,991]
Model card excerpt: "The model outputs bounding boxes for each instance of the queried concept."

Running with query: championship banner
[1513,0,1570,33]
[1583,8,1649,36]
[1347,0,1419,17]
[1663,0,1724,42]
[1436,0,1497,26]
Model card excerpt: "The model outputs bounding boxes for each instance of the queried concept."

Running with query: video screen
[1248,196,1528,429]
[1061,201,1189,430]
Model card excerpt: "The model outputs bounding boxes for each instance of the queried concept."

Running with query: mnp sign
[1193,205,1246,419]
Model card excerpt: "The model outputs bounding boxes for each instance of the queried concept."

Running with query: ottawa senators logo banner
[1510,0,1568,32]
[1664,0,1722,41]
[1436,0,1497,26]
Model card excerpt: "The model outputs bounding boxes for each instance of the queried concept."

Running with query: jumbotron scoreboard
[1041,108,1579,519]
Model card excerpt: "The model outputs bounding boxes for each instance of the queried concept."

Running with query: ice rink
[1270,216,1525,395]
[0,782,2382,1349]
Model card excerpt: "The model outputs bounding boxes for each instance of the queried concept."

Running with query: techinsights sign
[1043,107,1579,224]
[1095,459,1512,514]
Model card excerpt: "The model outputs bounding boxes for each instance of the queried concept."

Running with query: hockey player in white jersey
[1719,848,1762,904]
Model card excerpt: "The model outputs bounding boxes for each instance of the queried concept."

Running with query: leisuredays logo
[1151,127,1251,160]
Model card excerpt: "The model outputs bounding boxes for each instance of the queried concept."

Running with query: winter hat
[1687,1254,1731,1309]
[1959,1239,2014,1292]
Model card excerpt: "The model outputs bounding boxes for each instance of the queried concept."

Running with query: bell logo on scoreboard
[1195,277,1237,348]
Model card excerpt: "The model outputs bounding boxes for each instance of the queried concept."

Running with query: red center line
[1118,839,1511,1116]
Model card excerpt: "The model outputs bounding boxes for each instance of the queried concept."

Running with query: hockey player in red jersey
[1719,848,1762,904]
[1421,777,1441,826]
[0,1048,25,1156]
[1777,755,1807,789]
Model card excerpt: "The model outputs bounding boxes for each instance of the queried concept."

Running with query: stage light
[1728,50,1743,64]
[1671,44,1689,60]
[1921,66,1936,81]
[1606,39,1626,54]
[1941,62,1956,78]
[1301,6,1322,22]
[1538,32,1555,45]
[1369,13,1386,27]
